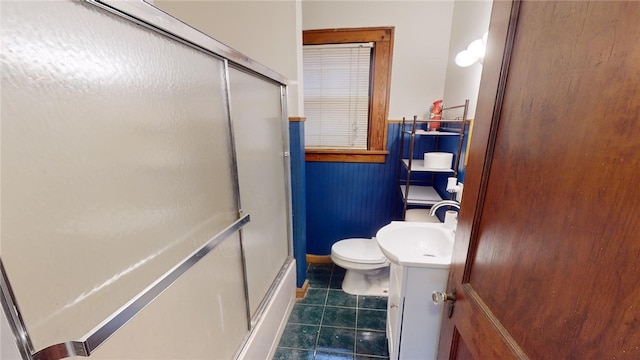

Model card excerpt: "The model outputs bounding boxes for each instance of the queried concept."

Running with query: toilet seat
[331,238,387,264]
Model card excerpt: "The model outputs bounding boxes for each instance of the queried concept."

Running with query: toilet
[330,238,390,296]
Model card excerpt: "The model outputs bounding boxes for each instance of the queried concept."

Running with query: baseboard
[296,279,309,299]
[306,254,333,264]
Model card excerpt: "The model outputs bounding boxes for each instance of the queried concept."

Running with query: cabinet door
[387,263,404,359]
[402,267,448,359]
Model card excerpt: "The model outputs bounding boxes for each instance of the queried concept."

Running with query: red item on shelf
[429,99,443,131]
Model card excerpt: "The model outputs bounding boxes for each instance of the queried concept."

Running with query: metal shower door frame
[0,1,293,359]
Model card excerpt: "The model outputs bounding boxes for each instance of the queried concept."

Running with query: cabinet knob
[432,290,456,305]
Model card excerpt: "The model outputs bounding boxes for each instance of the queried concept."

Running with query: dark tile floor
[274,263,389,360]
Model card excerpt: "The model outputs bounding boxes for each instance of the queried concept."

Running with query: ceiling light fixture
[455,32,488,67]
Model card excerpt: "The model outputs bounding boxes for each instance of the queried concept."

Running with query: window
[303,27,394,163]
[303,43,372,149]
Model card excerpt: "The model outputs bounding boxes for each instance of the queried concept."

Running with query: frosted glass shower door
[229,67,291,316]
[1,0,248,356]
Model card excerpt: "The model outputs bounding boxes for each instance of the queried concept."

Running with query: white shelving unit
[395,100,469,219]
[401,159,453,173]
[400,185,442,206]
[412,130,459,136]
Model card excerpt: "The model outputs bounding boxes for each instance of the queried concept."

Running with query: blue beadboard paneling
[306,123,401,255]
[304,122,470,255]
[289,121,307,287]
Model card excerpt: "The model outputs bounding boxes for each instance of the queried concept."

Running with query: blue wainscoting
[304,122,469,255]
[289,120,307,287]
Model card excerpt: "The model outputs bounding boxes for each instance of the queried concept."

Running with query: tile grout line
[333,264,357,357]
[355,293,360,355]
[312,264,332,357]
[304,264,390,359]
[332,264,357,356]
[278,264,385,358]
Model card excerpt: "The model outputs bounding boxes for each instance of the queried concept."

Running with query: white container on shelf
[423,152,453,169]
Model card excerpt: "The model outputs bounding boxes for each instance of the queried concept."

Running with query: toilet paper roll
[423,152,453,169]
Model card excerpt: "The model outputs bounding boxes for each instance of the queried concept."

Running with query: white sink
[375,221,454,268]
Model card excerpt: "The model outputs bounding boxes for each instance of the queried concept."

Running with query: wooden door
[438,1,640,358]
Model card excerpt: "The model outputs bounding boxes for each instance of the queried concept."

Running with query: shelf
[395,100,469,219]
[403,130,460,136]
[401,159,453,173]
[400,185,443,206]
[393,118,466,123]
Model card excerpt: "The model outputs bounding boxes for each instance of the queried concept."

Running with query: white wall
[302,0,455,120]
[442,0,493,119]
[154,0,304,117]
[152,1,491,120]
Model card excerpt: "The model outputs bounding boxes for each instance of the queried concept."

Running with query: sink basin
[375,221,454,268]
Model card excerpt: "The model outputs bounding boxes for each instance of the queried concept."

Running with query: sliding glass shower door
[0,1,292,358]
[228,68,291,317]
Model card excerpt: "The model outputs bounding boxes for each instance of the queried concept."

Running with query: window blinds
[303,43,373,149]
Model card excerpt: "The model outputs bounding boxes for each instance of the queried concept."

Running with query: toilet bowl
[330,238,390,296]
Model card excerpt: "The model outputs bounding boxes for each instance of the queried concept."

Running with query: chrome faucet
[429,200,461,216]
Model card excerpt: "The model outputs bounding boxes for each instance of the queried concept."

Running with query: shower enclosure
[0,1,292,359]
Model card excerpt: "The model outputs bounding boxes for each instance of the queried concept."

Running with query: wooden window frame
[303,27,394,163]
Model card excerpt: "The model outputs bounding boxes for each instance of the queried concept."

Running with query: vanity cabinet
[387,262,450,360]
[396,100,469,219]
